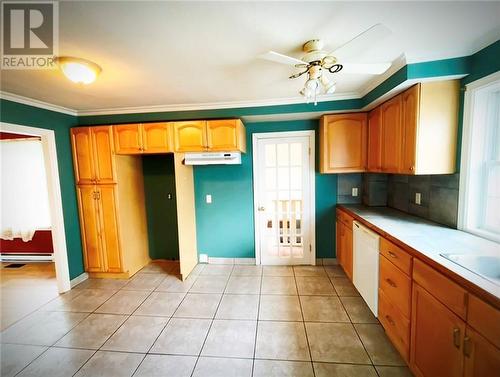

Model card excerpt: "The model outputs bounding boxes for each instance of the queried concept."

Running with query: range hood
[184,152,242,165]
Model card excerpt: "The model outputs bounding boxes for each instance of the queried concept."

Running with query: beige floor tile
[75,278,128,290]
[202,319,256,358]
[225,276,261,294]
[305,322,370,364]
[300,296,350,322]
[151,318,211,355]
[253,360,314,377]
[261,276,297,295]
[340,296,378,323]
[330,277,361,297]
[16,347,93,377]
[200,264,233,276]
[43,289,115,312]
[156,275,196,293]
[134,292,185,317]
[74,350,144,377]
[139,262,178,274]
[101,315,168,353]
[134,354,197,377]
[190,264,206,275]
[375,366,414,377]
[296,276,336,295]
[95,290,149,315]
[324,265,347,278]
[232,265,262,276]
[255,321,310,361]
[192,357,252,377]
[55,313,127,349]
[1,311,87,346]
[293,266,327,277]
[173,293,221,318]
[354,324,406,366]
[314,363,378,377]
[259,295,303,321]
[215,294,259,320]
[190,275,228,294]
[122,273,165,291]
[0,344,47,377]
[263,266,294,276]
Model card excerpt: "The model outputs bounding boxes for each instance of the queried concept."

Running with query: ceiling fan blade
[329,24,391,60]
[341,62,392,75]
[259,51,308,66]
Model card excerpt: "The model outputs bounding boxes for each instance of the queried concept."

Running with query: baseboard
[207,257,256,265]
[70,272,89,288]
[316,258,338,265]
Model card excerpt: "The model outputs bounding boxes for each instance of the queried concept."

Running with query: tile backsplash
[337,174,363,204]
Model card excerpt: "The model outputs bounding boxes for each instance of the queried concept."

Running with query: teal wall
[0,100,84,279]
[142,155,179,260]
[194,120,338,259]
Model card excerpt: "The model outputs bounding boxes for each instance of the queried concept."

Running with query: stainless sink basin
[440,253,500,285]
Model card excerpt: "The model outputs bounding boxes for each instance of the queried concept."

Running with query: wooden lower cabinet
[379,288,410,362]
[336,213,353,280]
[410,282,465,377]
[97,186,122,272]
[463,326,500,377]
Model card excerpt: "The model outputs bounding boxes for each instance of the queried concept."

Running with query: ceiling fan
[259,24,393,105]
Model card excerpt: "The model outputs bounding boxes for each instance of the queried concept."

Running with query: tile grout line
[251,266,264,376]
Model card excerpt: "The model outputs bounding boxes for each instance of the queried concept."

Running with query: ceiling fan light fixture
[56,57,102,84]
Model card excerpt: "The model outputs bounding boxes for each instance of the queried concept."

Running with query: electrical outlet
[199,254,208,263]
[206,194,212,204]
[415,192,421,205]
[352,187,358,197]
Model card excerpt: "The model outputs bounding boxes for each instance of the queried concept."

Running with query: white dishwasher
[353,220,380,317]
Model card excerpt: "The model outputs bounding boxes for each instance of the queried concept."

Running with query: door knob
[258,206,265,211]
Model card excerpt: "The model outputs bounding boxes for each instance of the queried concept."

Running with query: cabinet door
[96,186,122,273]
[464,326,500,377]
[114,124,142,154]
[401,84,420,174]
[336,220,344,268]
[91,126,116,184]
[381,96,403,173]
[367,107,382,171]
[142,122,172,153]
[410,282,465,377]
[71,128,95,185]
[77,186,105,272]
[344,224,353,281]
[172,121,207,152]
[206,119,240,151]
[320,113,367,173]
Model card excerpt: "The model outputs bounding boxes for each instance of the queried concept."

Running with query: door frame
[1,122,71,292]
[252,130,316,266]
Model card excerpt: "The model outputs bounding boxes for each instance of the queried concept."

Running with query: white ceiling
[1,1,499,113]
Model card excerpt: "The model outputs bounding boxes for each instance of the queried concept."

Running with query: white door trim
[252,130,316,266]
[1,122,71,293]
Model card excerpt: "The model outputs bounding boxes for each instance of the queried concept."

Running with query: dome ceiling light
[56,57,102,84]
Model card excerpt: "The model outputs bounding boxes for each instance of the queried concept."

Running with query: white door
[253,131,315,265]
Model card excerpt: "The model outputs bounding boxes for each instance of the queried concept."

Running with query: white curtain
[0,139,51,242]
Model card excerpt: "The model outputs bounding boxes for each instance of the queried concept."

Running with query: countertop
[338,204,500,307]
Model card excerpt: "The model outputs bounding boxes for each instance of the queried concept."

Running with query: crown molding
[0,91,77,116]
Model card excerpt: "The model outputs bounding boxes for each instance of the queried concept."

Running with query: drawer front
[379,288,410,362]
[380,237,412,275]
[379,255,412,317]
[336,209,353,228]
[467,294,500,349]
[413,259,468,320]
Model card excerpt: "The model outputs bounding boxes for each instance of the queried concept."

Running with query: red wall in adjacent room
[0,230,54,254]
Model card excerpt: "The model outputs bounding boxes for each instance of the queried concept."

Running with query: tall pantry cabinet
[71,126,150,278]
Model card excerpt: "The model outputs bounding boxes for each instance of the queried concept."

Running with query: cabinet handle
[453,328,461,349]
[386,278,397,288]
[385,315,395,326]
[388,251,397,259]
[463,336,472,357]
[409,166,414,171]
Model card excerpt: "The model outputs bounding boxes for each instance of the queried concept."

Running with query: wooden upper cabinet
[71,126,116,185]
[142,122,172,154]
[173,121,207,152]
[206,119,246,152]
[367,107,382,172]
[380,95,403,173]
[319,113,367,173]
[401,84,420,174]
[411,282,465,377]
[114,124,142,154]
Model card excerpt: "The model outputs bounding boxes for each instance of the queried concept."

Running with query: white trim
[0,91,77,116]
[252,130,316,266]
[205,257,257,265]
[0,254,54,262]
[0,122,72,293]
[70,272,89,288]
[458,70,500,242]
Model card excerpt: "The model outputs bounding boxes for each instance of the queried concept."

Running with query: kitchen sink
[440,253,500,285]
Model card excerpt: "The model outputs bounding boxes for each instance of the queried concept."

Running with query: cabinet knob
[453,328,461,349]
[386,278,397,288]
[388,251,397,259]
[463,336,472,357]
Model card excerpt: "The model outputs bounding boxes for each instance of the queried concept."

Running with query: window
[459,71,500,242]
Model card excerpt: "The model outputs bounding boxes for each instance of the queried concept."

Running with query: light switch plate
[206,194,212,204]
[415,192,421,205]
[352,187,358,197]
